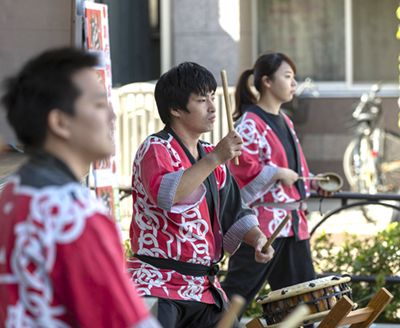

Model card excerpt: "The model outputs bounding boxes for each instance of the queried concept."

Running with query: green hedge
[312,222,400,323]
[124,238,134,260]
[222,222,400,321]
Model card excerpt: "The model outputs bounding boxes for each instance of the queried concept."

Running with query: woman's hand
[311,175,340,197]
[275,168,298,188]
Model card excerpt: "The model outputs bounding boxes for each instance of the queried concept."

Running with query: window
[353,0,398,82]
[257,0,398,85]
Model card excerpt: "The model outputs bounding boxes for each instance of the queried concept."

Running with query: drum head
[318,172,343,192]
[257,275,351,304]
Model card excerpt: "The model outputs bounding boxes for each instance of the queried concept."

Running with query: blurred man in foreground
[0,48,160,328]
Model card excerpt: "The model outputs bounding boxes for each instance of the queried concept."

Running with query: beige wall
[0,0,74,144]
[238,0,254,76]
[171,0,254,85]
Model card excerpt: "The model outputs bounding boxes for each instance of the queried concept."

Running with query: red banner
[84,2,121,233]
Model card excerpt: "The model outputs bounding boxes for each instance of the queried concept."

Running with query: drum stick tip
[278,304,310,328]
[231,294,246,306]
[215,294,246,328]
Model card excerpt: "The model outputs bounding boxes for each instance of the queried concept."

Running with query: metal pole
[160,0,172,74]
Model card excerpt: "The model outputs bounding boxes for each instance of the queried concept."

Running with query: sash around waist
[133,254,220,277]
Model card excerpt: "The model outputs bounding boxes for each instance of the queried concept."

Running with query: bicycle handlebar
[294,78,319,97]
[352,83,382,119]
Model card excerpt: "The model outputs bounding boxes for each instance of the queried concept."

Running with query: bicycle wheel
[343,139,358,191]
[380,130,400,192]
[343,137,379,222]
[343,136,376,193]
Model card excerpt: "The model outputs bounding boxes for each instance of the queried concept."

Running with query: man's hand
[173,131,242,204]
[254,237,274,263]
[243,226,274,264]
[209,130,243,165]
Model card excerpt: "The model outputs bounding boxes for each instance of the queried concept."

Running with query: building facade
[1,0,399,189]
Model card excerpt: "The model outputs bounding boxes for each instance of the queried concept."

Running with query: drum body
[257,275,353,325]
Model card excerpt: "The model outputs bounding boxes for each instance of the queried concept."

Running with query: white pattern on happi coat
[237,116,259,155]
[2,178,105,328]
[239,115,275,167]
[178,275,206,301]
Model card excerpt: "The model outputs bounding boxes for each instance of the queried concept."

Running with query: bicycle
[343,84,400,221]
[343,84,400,193]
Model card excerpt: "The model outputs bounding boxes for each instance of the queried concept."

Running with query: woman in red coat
[221,51,332,320]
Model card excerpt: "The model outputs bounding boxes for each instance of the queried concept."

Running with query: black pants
[153,297,240,328]
[221,237,316,320]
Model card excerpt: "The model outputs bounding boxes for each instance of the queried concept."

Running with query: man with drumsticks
[0,48,160,328]
[126,62,274,328]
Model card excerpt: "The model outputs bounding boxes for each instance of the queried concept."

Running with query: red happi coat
[0,151,157,328]
[228,106,311,240]
[127,128,258,303]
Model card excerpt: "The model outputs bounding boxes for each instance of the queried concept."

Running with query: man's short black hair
[155,62,217,124]
[1,47,98,147]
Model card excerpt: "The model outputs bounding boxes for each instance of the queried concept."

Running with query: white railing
[113,82,236,183]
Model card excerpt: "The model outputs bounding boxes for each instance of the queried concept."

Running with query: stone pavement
[306,197,395,244]
[0,151,27,187]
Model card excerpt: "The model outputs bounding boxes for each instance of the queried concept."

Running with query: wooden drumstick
[262,214,291,253]
[215,294,246,328]
[279,305,310,328]
[220,70,239,166]
[298,176,329,181]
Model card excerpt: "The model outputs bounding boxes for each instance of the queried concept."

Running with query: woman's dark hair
[155,62,217,124]
[1,48,98,147]
[233,51,296,121]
